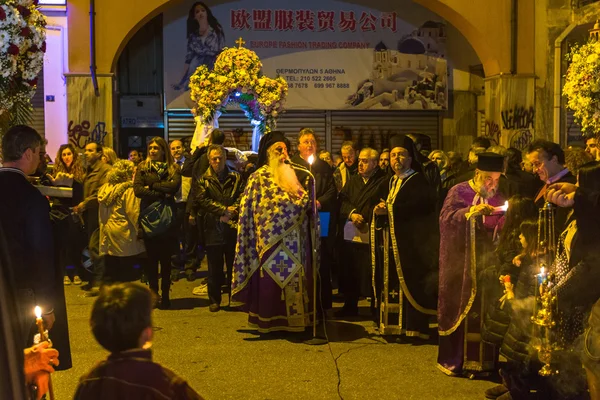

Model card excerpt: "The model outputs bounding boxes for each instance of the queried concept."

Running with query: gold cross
[276,261,287,274]
[236,37,246,48]
[389,290,399,299]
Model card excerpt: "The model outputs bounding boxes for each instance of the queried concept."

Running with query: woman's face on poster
[194,4,207,23]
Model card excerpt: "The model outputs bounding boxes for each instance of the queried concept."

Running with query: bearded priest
[437,152,506,378]
[231,131,315,333]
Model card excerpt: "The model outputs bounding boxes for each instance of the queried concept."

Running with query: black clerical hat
[257,131,289,167]
[389,134,422,172]
[477,152,505,172]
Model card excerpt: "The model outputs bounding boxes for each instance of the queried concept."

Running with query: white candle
[493,201,509,213]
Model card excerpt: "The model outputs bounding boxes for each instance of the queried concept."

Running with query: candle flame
[34,306,42,319]
[502,201,509,211]
[307,155,315,165]
[540,267,545,276]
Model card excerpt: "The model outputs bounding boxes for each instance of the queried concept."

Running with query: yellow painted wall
[67,0,528,78]
[67,0,173,73]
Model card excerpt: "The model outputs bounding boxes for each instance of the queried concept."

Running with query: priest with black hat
[437,152,506,378]
[231,131,316,333]
[371,135,438,339]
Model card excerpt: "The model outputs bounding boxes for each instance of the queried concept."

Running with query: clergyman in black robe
[372,136,438,338]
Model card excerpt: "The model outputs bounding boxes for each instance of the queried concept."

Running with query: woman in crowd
[428,150,454,187]
[98,160,146,284]
[173,2,225,91]
[134,137,181,309]
[101,147,118,166]
[52,144,85,285]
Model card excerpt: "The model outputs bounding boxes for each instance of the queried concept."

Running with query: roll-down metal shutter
[330,110,440,154]
[31,69,45,138]
[166,109,327,152]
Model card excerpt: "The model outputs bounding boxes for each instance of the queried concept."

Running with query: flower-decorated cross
[189,37,288,150]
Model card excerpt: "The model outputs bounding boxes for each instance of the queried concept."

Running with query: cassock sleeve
[27,195,56,313]
[439,185,470,225]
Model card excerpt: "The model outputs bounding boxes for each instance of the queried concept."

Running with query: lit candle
[34,306,46,342]
[538,266,546,285]
[493,201,509,213]
[307,155,315,165]
[33,306,55,400]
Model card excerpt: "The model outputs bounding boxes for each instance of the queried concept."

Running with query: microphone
[284,159,315,180]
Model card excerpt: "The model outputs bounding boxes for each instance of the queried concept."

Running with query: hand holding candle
[33,306,55,400]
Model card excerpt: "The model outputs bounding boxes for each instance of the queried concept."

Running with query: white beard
[269,158,303,197]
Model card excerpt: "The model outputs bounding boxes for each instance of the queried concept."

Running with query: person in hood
[98,160,146,284]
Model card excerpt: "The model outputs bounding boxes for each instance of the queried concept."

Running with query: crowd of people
[2,123,600,399]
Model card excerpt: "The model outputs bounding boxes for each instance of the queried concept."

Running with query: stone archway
[412,0,504,76]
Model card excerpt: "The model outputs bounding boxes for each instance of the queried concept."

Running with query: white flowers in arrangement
[564,40,600,135]
[0,0,46,115]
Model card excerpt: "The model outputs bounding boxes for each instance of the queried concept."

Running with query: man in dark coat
[336,147,388,317]
[291,128,337,311]
[526,140,577,230]
[372,135,438,338]
[73,142,112,294]
[0,125,57,346]
[190,145,244,312]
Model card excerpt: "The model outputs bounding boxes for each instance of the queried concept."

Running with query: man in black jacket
[182,130,226,283]
[190,145,244,312]
[291,128,337,311]
[337,148,388,317]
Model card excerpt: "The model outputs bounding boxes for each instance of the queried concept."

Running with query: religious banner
[484,77,535,150]
[163,0,448,111]
[66,76,113,150]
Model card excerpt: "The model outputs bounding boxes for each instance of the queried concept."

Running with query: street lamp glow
[307,155,315,165]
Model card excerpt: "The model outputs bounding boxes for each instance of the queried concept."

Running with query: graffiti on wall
[68,120,108,149]
[501,106,534,131]
[484,120,501,146]
[509,129,534,151]
[484,105,535,150]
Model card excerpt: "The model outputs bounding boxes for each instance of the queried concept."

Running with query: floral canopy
[189,38,288,151]
[0,0,46,130]
[564,38,600,136]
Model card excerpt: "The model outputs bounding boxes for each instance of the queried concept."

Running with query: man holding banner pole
[291,128,336,315]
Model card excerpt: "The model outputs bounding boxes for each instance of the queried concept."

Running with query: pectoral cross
[236,37,246,48]
[389,290,399,299]
[276,261,288,274]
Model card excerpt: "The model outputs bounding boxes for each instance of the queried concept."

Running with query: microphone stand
[285,160,327,345]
